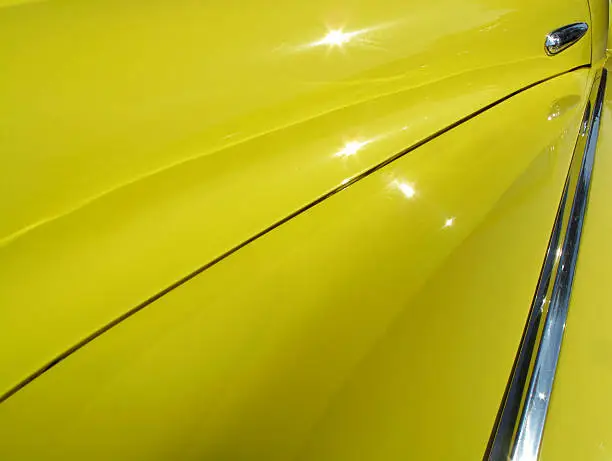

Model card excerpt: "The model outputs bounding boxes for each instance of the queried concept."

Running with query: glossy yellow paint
[539,61,612,461]
[0,69,590,460]
[0,0,593,398]
[588,0,610,61]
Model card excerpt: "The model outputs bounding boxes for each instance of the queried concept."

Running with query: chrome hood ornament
[545,22,589,55]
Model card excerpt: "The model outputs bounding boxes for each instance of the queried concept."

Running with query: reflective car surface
[0,0,609,460]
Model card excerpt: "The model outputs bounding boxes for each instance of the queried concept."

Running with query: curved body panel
[0,0,593,396]
[587,0,610,61]
[0,69,590,460]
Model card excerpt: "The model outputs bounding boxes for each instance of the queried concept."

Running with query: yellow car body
[0,0,609,460]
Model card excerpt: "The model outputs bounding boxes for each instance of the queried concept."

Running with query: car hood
[0,0,591,396]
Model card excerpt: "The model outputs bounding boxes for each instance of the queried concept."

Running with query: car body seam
[0,63,592,406]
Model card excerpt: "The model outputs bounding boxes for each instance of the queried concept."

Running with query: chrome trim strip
[512,69,607,460]
[486,68,607,461]
[545,23,589,56]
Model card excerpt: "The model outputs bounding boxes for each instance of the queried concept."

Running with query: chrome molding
[486,68,607,461]
[545,23,589,56]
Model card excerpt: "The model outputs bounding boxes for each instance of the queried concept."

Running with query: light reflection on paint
[308,24,384,48]
[394,180,416,199]
[443,217,455,228]
[311,29,361,47]
[281,22,397,53]
[334,140,369,157]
